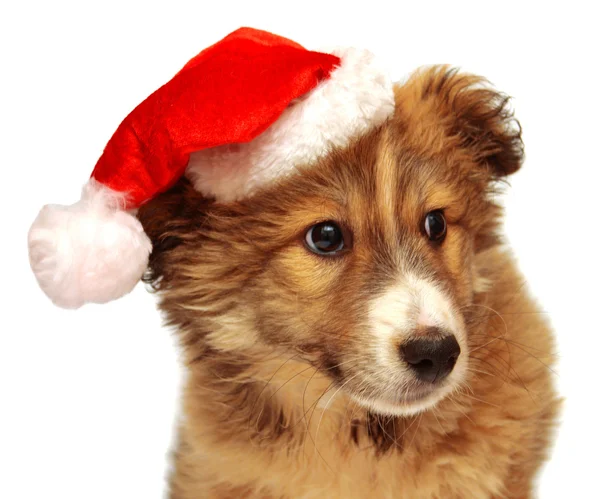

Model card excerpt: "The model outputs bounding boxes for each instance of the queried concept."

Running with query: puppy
[137,66,560,498]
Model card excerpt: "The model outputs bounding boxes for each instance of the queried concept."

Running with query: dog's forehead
[312,122,454,215]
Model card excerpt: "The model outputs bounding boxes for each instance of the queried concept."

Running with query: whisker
[253,364,315,433]
[467,333,559,356]
[461,392,500,408]
[247,352,300,433]
[449,394,476,425]
[466,366,500,378]
[403,413,423,454]
[431,408,448,437]
[311,373,361,473]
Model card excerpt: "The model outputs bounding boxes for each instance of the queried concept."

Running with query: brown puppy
[138,66,560,498]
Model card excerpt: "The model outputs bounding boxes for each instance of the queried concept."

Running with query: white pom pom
[28,180,152,309]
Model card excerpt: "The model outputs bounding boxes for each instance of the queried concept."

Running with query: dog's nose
[400,334,461,383]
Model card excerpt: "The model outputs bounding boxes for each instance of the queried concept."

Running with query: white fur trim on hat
[185,47,395,202]
[28,180,152,309]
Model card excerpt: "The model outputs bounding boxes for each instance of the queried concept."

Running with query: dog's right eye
[305,221,345,255]
[423,210,447,243]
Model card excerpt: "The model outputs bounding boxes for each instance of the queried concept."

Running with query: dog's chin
[347,381,458,417]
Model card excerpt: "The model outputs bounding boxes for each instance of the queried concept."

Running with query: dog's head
[138,66,523,416]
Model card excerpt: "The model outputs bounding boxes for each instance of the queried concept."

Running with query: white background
[1,1,598,497]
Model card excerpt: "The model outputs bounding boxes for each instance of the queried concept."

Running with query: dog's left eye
[424,210,447,243]
[305,221,345,255]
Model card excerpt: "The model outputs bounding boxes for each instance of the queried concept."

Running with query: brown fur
[137,66,560,498]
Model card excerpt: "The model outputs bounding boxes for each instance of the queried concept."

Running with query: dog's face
[139,67,522,417]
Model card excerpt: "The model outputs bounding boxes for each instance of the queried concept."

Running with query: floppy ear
[398,66,524,177]
[136,179,211,291]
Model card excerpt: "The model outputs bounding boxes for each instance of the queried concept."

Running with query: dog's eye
[424,211,447,243]
[305,221,345,255]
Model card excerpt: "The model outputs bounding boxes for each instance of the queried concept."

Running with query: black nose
[400,335,461,383]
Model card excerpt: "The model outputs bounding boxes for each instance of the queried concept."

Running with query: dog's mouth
[314,343,466,416]
[338,376,459,417]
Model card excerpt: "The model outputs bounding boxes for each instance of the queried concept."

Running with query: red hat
[28,27,394,309]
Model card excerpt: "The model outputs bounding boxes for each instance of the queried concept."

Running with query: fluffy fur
[186,47,394,202]
[137,66,560,498]
[28,180,151,308]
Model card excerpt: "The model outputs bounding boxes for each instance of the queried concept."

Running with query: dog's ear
[136,179,211,290]
[396,66,524,177]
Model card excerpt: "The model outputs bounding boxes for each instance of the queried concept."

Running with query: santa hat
[28,27,394,309]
